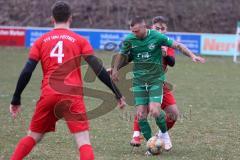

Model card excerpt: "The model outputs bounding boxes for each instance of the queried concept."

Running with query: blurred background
[0,0,240,33]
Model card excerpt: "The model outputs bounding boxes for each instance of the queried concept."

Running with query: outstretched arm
[171,41,205,63]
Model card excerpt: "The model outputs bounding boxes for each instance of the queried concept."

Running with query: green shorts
[132,82,163,106]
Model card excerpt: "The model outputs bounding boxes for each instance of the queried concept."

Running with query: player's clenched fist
[9,104,21,118]
[117,96,126,109]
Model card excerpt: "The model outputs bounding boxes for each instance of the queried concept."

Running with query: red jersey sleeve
[29,38,42,61]
[167,47,175,57]
[80,38,94,55]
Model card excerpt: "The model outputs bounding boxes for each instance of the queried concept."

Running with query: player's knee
[27,131,44,143]
[137,111,147,120]
[149,102,161,117]
[172,109,180,121]
[149,108,160,118]
[165,105,180,121]
[136,107,148,120]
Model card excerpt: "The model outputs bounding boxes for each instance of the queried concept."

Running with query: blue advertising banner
[74,30,99,49]
[25,28,201,54]
[25,28,130,50]
[166,33,201,54]
[25,28,50,47]
[25,28,98,48]
[97,31,129,51]
[74,30,130,51]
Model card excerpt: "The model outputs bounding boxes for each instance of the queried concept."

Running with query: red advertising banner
[0,27,25,46]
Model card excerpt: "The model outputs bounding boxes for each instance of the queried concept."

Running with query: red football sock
[11,136,36,160]
[133,115,140,131]
[166,116,176,130]
[79,144,94,160]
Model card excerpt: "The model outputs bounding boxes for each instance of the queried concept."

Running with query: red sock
[133,115,140,131]
[79,144,94,160]
[166,116,176,130]
[11,136,36,160]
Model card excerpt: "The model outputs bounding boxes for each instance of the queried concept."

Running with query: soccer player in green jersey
[111,16,205,153]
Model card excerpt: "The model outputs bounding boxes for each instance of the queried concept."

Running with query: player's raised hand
[191,55,206,63]
[117,96,126,109]
[9,104,21,118]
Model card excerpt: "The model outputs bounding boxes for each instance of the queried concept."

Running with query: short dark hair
[152,16,168,25]
[51,1,72,23]
[129,16,145,27]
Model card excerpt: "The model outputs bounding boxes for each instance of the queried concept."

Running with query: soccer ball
[146,136,164,155]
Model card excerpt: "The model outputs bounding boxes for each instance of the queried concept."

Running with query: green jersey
[120,29,173,85]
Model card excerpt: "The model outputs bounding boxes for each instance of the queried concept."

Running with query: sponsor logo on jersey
[137,52,151,60]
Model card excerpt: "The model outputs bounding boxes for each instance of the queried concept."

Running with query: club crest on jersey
[123,40,131,49]
[148,43,156,50]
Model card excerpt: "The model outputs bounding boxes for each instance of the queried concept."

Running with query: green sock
[138,119,152,141]
[155,110,167,133]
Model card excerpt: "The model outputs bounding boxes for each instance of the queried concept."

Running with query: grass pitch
[0,47,240,160]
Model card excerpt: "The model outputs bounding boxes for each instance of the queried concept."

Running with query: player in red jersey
[130,16,179,147]
[9,1,125,160]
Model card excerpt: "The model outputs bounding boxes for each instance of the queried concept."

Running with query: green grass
[0,47,240,160]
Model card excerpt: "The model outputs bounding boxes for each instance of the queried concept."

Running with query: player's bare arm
[84,54,126,108]
[107,53,131,75]
[111,54,127,82]
[172,41,205,63]
[112,53,130,69]
[10,58,38,118]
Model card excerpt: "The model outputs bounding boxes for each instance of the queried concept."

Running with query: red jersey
[163,47,175,71]
[29,28,94,96]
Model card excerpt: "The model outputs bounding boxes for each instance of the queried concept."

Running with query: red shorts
[29,94,89,133]
[161,83,176,109]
